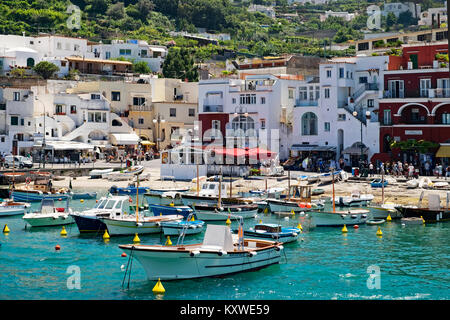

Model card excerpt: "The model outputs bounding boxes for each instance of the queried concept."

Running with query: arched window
[26,58,35,68]
[232,115,255,132]
[301,112,317,135]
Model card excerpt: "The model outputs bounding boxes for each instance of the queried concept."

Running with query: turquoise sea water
[1,190,449,300]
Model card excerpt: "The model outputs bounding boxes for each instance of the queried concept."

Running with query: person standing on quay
[369,162,374,177]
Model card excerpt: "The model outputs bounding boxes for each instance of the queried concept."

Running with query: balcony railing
[433,88,450,98]
[203,105,223,112]
[383,91,405,98]
[384,88,450,99]
[353,83,379,101]
[295,99,318,107]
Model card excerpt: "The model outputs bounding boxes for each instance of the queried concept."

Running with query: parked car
[4,155,33,168]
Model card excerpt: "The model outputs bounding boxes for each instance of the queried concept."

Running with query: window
[119,49,132,55]
[261,119,266,129]
[140,49,147,57]
[299,87,308,100]
[239,94,256,104]
[13,92,20,101]
[339,68,344,78]
[212,120,221,130]
[301,112,318,135]
[10,116,18,126]
[138,118,144,125]
[367,99,374,108]
[26,58,35,67]
[170,108,176,117]
[111,91,121,101]
[326,70,332,78]
[324,122,330,132]
[338,114,346,121]
[91,94,100,100]
[105,52,111,59]
[74,44,80,51]
[0,137,4,143]
[70,105,77,114]
[359,77,368,84]
[289,88,294,99]
[133,97,146,106]
[188,108,195,117]
[324,88,330,99]
[442,112,450,124]
[55,104,64,114]
[383,109,391,125]
[57,42,62,50]
[20,118,24,126]
[261,97,266,104]
[420,79,431,97]
[232,98,236,104]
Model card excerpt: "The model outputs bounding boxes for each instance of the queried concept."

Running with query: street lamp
[352,110,371,174]
[152,113,166,154]
[35,97,47,169]
[136,100,148,165]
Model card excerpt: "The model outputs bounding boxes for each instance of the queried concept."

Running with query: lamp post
[352,110,371,174]
[152,113,166,155]
[35,97,47,169]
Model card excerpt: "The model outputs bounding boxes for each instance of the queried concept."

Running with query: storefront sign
[405,130,423,135]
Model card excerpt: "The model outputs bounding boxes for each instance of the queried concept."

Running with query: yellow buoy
[297,223,303,231]
[103,230,110,240]
[226,217,231,225]
[191,215,195,222]
[3,224,10,233]
[376,227,383,237]
[169,202,174,207]
[160,213,162,216]
[165,236,172,246]
[80,199,84,203]
[133,233,140,243]
[152,278,165,294]
[342,225,348,233]
[60,226,67,236]
[264,207,269,214]
[291,209,295,216]
[386,214,392,222]
[421,216,425,224]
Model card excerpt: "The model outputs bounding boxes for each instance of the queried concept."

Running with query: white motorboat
[0,199,30,217]
[335,191,374,207]
[103,166,145,181]
[406,179,419,189]
[307,175,320,184]
[89,168,114,179]
[310,209,371,227]
[318,170,342,185]
[144,191,184,206]
[118,224,284,280]
[23,198,74,227]
[418,177,433,189]
[100,213,183,236]
[267,184,324,213]
[193,204,258,221]
[70,195,131,233]
[161,219,205,236]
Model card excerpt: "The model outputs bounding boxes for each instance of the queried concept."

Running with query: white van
[4,155,33,168]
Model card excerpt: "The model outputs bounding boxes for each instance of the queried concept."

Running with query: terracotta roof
[65,56,132,65]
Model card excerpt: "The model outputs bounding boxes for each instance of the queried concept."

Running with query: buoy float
[103,230,110,240]
[133,233,140,243]
[55,245,61,251]
[386,214,392,222]
[3,224,10,233]
[60,226,67,236]
[297,223,303,232]
[264,207,269,214]
[421,216,425,224]
[342,225,348,233]
[353,225,359,229]
[80,199,84,203]
[121,252,127,257]
[165,236,172,246]
[96,200,99,203]
[291,209,295,216]
[169,202,174,207]
[58,198,62,201]
[191,215,195,222]
[152,278,165,294]
[226,217,231,225]
[376,227,383,237]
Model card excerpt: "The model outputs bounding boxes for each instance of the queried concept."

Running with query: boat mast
[218,168,222,207]
[381,168,385,204]
[332,168,336,213]
[196,160,199,196]
[288,169,291,201]
[229,166,232,198]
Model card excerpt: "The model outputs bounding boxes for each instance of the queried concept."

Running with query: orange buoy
[121,252,127,257]
[58,198,62,201]
[299,203,305,208]
[55,245,61,251]
[306,203,311,209]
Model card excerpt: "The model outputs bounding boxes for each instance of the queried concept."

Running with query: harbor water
[1,190,449,300]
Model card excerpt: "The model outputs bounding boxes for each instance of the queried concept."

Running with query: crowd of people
[366,160,450,179]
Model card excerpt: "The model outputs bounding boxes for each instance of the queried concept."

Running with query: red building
[378,42,450,165]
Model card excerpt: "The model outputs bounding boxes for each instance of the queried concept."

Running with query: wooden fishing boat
[371,179,388,188]
[0,199,30,217]
[238,223,301,243]
[366,219,386,225]
[118,224,284,280]
[395,192,450,223]
[334,191,374,207]
[266,184,324,213]
[100,214,184,236]
[161,219,205,236]
[193,204,259,221]
[318,170,342,185]
[309,209,371,227]
[12,178,70,202]
[70,192,97,200]
[89,168,114,179]
[147,203,195,219]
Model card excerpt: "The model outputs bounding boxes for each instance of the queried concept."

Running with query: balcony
[128,104,152,112]
[432,88,450,98]
[383,91,405,99]
[295,99,318,107]
[383,88,450,99]
[353,83,379,101]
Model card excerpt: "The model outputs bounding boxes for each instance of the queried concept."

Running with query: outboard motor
[339,197,344,206]
[109,185,118,195]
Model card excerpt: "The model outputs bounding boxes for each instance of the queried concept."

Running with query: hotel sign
[405,130,423,135]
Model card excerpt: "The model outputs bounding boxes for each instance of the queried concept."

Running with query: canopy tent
[110,133,140,145]
[342,142,369,155]
[436,144,450,158]
[290,144,336,152]
[39,141,94,151]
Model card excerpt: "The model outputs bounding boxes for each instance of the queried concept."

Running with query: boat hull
[161,221,204,236]
[12,191,69,202]
[194,208,258,221]
[144,194,184,206]
[71,192,97,200]
[368,206,402,219]
[119,244,282,280]
[72,214,107,233]
[148,204,194,219]
[243,230,299,244]
[310,210,370,227]
[101,215,183,236]
[266,199,319,213]
[395,207,450,223]
[23,215,74,227]
[0,204,28,216]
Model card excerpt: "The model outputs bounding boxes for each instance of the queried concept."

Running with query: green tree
[133,61,151,74]
[162,47,198,81]
[386,12,397,28]
[33,61,60,79]
[106,2,125,20]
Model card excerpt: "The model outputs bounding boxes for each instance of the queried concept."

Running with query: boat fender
[136,222,143,227]
[340,215,347,219]
[190,250,200,257]
[351,215,358,219]
[248,251,257,257]
[362,214,367,218]
[155,222,160,226]
[292,232,298,237]
[275,245,284,251]
[219,207,224,211]
[218,250,227,256]
[176,208,181,212]
[271,234,276,239]
[237,208,242,212]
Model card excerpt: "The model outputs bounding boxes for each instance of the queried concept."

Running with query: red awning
[204,146,247,157]
[247,148,276,159]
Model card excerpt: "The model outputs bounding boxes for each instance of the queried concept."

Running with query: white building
[382,2,421,18]
[319,10,356,22]
[91,39,167,73]
[248,5,276,19]
[419,3,447,27]
[290,55,389,167]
